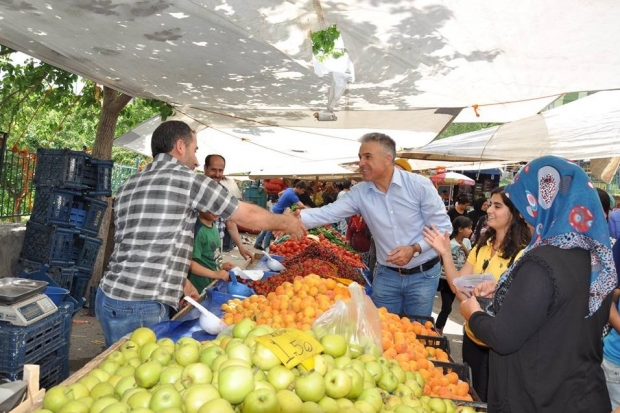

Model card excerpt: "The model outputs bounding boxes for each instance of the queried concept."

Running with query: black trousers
[462,332,489,402]
[436,279,455,329]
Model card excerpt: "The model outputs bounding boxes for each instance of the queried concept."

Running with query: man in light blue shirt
[300,133,452,317]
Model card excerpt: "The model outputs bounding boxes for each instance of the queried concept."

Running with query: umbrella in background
[430,172,476,186]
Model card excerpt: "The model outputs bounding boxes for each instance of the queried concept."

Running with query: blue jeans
[371,262,440,317]
[95,287,170,348]
[255,230,273,250]
[603,357,620,410]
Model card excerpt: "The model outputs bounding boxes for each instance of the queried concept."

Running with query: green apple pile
[34,321,478,413]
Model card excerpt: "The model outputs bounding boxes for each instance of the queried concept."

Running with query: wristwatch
[412,243,421,258]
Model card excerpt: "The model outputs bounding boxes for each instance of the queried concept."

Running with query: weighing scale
[0,278,58,326]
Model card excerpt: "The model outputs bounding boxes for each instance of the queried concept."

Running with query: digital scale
[0,278,58,326]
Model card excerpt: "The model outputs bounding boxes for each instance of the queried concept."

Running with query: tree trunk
[88,86,133,303]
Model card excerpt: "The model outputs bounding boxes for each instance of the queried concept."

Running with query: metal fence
[0,134,138,221]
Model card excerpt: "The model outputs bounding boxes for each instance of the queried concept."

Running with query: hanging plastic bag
[311,282,382,356]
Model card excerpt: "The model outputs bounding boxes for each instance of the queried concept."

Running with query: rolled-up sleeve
[300,194,358,229]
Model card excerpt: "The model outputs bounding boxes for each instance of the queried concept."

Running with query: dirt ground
[68,237,465,375]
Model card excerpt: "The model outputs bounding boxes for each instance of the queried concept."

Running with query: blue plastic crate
[83,159,113,196]
[1,344,70,388]
[88,285,97,316]
[0,302,72,375]
[70,197,107,236]
[33,148,90,189]
[19,260,77,291]
[30,187,80,227]
[70,234,102,271]
[69,271,91,310]
[21,222,79,266]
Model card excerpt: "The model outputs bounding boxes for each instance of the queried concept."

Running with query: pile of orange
[221,274,350,330]
[378,308,471,400]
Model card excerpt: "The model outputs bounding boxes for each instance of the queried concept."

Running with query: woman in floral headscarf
[461,156,616,412]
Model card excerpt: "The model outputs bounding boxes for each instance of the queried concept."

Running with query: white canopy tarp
[2,0,620,126]
[400,91,620,163]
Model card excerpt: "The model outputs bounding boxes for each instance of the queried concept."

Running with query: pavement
[68,235,465,374]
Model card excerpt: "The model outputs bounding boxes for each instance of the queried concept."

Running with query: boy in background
[188,211,233,294]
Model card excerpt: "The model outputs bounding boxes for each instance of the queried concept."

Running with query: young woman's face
[486,193,513,232]
[459,226,473,238]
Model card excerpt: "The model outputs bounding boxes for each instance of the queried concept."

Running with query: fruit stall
[15,229,486,413]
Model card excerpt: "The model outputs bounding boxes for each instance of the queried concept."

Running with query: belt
[385,256,440,276]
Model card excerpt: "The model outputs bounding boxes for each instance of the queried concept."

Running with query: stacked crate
[20,148,112,310]
[0,302,73,388]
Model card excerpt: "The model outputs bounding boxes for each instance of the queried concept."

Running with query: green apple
[76,396,94,408]
[300,401,323,412]
[157,337,175,351]
[211,354,230,371]
[107,375,123,388]
[246,325,272,338]
[139,342,160,362]
[405,379,423,398]
[241,388,279,413]
[160,364,184,385]
[324,368,352,399]
[120,388,144,403]
[182,383,220,413]
[197,398,234,413]
[334,355,352,370]
[130,327,157,347]
[294,371,325,402]
[176,336,200,349]
[198,346,224,367]
[379,370,399,392]
[218,365,255,404]
[135,360,163,389]
[251,343,281,370]
[126,357,142,368]
[99,360,120,376]
[66,383,89,400]
[384,395,403,410]
[126,390,152,409]
[364,360,383,383]
[394,405,417,413]
[318,396,339,413]
[253,367,267,382]
[357,388,383,412]
[320,334,348,358]
[395,383,414,398]
[355,399,378,413]
[99,401,131,413]
[106,350,127,366]
[114,375,138,399]
[428,398,448,413]
[219,358,252,370]
[401,395,422,408]
[232,318,256,339]
[392,365,406,384]
[344,367,364,399]
[149,385,182,411]
[78,375,100,391]
[174,343,200,366]
[115,364,136,378]
[336,398,354,409]
[150,347,174,366]
[276,390,303,413]
[88,397,118,413]
[57,400,88,413]
[180,363,213,388]
[89,382,115,400]
[253,381,275,392]
[267,365,295,391]
[226,342,252,364]
[120,340,140,353]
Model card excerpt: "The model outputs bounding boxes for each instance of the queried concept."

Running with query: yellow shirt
[463,240,524,346]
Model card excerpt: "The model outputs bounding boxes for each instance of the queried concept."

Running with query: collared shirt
[101,153,239,308]
[300,169,452,268]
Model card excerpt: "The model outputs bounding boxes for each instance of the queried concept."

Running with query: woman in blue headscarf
[461,155,616,412]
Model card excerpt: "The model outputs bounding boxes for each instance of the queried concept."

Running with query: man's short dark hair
[457,195,470,205]
[151,121,194,157]
[295,180,307,190]
[342,180,351,190]
[205,154,226,168]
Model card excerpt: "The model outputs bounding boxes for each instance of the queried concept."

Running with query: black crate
[21,222,79,266]
[83,159,113,196]
[1,344,70,389]
[71,197,107,236]
[70,234,102,271]
[433,361,485,405]
[88,285,97,316]
[19,260,77,291]
[30,186,80,227]
[416,334,451,354]
[33,148,90,189]
[69,270,92,310]
[0,302,72,375]
[400,313,438,333]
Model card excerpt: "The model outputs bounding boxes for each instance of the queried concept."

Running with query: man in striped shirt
[96,121,305,347]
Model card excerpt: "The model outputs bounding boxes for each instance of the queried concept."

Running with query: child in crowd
[436,216,473,335]
[188,211,233,294]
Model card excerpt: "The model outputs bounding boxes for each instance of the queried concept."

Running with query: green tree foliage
[0,46,169,166]
[437,122,499,140]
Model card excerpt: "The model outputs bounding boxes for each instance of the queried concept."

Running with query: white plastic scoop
[262,251,285,272]
[183,296,226,335]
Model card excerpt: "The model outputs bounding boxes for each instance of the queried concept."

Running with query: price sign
[255,329,324,369]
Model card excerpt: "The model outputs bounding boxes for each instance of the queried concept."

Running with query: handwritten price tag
[255,329,324,369]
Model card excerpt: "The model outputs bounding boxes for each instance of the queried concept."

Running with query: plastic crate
[88,285,97,316]
[416,334,451,354]
[433,361,485,406]
[71,234,102,271]
[30,186,80,227]
[21,222,79,266]
[401,313,439,334]
[69,271,92,309]
[70,197,107,236]
[1,344,70,389]
[83,159,113,196]
[0,302,72,375]
[19,260,77,291]
[33,148,90,189]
